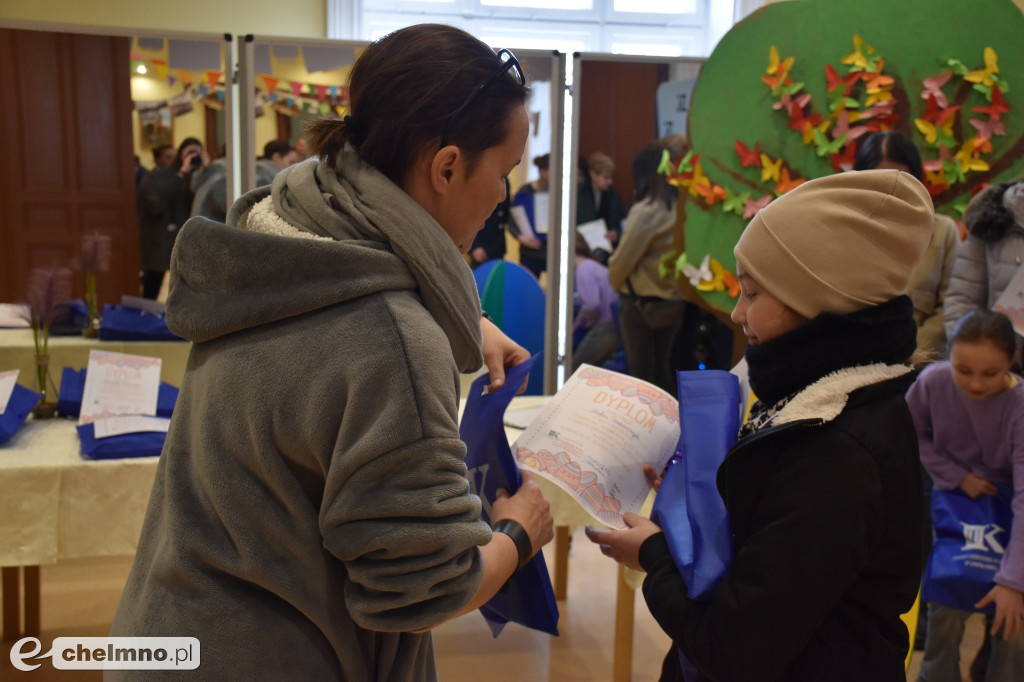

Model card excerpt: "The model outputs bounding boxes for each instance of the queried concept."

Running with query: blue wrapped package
[98,304,182,341]
[57,367,178,418]
[77,421,168,459]
[459,354,559,637]
[651,370,740,601]
[0,383,43,444]
[922,485,1014,615]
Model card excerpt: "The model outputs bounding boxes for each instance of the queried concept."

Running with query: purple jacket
[907,362,1024,591]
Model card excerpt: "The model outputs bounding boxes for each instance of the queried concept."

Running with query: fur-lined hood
[964,181,1023,243]
[772,363,914,426]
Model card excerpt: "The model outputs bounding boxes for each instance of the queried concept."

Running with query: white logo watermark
[10,637,200,671]
[961,522,1006,554]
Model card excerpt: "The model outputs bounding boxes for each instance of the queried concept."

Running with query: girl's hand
[977,584,1024,641]
[959,472,998,499]
[480,315,530,393]
[642,464,663,492]
[583,513,661,572]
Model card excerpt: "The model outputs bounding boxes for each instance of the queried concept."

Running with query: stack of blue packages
[98,304,181,341]
[0,382,42,445]
[57,367,179,459]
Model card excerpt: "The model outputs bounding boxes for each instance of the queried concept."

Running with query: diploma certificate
[513,365,680,529]
[78,350,162,425]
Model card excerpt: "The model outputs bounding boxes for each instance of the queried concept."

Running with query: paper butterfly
[742,194,772,220]
[677,253,712,288]
[760,154,782,183]
[921,71,953,109]
[971,86,1009,120]
[734,141,762,168]
[969,117,1005,139]
[722,189,751,216]
[964,47,999,88]
[775,167,805,195]
[766,45,794,77]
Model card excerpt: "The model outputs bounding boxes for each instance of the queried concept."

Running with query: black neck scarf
[745,295,917,407]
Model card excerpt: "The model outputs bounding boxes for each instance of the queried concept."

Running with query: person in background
[854,131,959,358]
[293,137,310,161]
[577,151,623,264]
[572,235,621,371]
[511,153,551,277]
[588,170,934,682]
[945,176,1024,348]
[470,177,510,268]
[608,144,684,394]
[190,151,229,222]
[137,138,204,299]
[256,139,298,187]
[109,24,553,681]
[908,310,1024,682]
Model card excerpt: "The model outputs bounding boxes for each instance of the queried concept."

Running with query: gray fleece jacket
[109,149,491,681]
[944,181,1024,338]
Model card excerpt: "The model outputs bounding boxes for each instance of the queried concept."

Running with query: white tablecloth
[0,329,192,393]
[0,419,158,567]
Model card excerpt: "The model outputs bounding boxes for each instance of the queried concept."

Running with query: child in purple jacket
[908,309,1024,681]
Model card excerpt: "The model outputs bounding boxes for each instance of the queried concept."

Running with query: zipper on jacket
[721,418,824,508]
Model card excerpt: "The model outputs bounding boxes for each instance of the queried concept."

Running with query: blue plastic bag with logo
[459,354,559,637]
[0,383,42,445]
[922,484,1014,615]
[651,370,740,601]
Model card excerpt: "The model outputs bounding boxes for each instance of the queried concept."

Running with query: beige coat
[608,198,682,300]
[907,214,958,355]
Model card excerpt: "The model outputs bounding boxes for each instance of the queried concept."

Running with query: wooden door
[578,60,669,206]
[0,28,139,306]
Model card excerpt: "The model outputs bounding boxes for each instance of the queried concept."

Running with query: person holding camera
[137,137,206,299]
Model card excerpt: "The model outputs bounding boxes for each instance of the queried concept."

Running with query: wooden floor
[1,526,980,681]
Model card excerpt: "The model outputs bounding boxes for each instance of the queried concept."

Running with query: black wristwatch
[491,518,532,572]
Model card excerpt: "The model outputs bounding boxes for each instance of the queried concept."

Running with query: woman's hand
[491,471,554,555]
[959,472,998,499]
[977,584,1024,641]
[643,464,663,492]
[583,513,662,572]
[481,315,531,393]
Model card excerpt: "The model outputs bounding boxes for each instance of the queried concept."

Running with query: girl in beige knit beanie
[584,169,939,682]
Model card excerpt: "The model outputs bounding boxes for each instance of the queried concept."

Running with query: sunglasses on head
[440,49,525,149]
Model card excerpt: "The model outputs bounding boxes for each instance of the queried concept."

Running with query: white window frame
[332,0,729,56]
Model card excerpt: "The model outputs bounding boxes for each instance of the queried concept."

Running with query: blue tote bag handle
[459,353,559,637]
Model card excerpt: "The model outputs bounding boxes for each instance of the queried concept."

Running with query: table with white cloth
[0,397,642,681]
[0,329,191,393]
[1,419,158,640]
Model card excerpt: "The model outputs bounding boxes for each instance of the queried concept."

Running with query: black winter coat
[640,366,923,682]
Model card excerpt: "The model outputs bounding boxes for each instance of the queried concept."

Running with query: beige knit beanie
[733,169,934,320]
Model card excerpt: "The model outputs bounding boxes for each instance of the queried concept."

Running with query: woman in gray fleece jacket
[109,25,552,681]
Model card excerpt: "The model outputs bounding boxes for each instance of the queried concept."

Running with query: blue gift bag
[922,485,1014,615]
[98,304,182,341]
[57,367,178,418]
[459,354,559,637]
[0,383,43,444]
[651,370,740,601]
[77,422,168,459]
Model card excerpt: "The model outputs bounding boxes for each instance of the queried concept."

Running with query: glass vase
[83,272,100,338]
[31,354,57,419]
